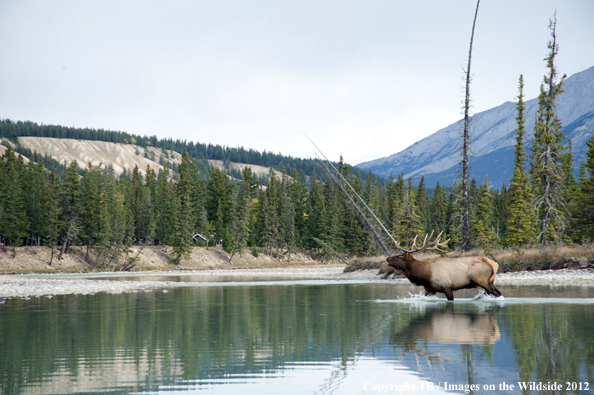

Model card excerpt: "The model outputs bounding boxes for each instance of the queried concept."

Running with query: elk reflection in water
[390,305,500,369]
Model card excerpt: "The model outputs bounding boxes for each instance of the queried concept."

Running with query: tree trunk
[462,0,481,252]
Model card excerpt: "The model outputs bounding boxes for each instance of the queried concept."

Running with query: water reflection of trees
[0,284,400,394]
[502,303,594,391]
[1,286,594,394]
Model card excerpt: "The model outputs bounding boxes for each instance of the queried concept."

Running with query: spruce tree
[0,144,28,257]
[506,75,537,246]
[256,186,273,253]
[266,171,281,257]
[530,15,568,244]
[227,169,252,263]
[80,163,104,262]
[154,164,177,245]
[429,182,447,236]
[289,168,307,247]
[206,166,232,240]
[471,176,497,254]
[446,181,463,248]
[324,175,341,254]
[46,169,61,265]
[416,176,430,234]
[172,151,195,263]
[279,172,296,258]
[305,174,326,249]
[570,134,594,241]
[58,161,81,259]
[394,178,424,247]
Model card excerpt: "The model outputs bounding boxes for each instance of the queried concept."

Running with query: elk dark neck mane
[390,253,434,288]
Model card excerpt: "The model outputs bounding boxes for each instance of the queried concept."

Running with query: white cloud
[1,0,593,165]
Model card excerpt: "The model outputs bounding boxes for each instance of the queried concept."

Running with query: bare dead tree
[461,0,481,252]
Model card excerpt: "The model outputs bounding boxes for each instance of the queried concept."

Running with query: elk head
[387,231,449,270]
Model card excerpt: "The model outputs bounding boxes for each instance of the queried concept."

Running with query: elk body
[387,233,501,301]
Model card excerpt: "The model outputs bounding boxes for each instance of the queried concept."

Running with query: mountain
[356,65,594,188]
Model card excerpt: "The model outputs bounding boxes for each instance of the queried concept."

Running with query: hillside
[0,119,331,184]
[0,136,289,183]
[10,136,276,180]
[357,65,594,187]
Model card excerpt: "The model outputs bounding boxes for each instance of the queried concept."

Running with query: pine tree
[278,172,296,258]
[530,15,568,244]
[23,158,49,245]
[305,174,326,250]
[429,182,448,236]
[416,176,430,234]
[338,162,366,255]
[172,151,195,263]
[45,169,61,265]
[0,144,28,257]
[324,176,341,254]
[154,164,177,245]
[492,184,509,241]
[97,171,129,268]
[394,178,424,247]
[227,167,253,263]
[446,181,463,248]
[206,166,232,240]
[390,174,407,244]
[80,163,104,262]
[188,159,207,234]
[570,134,594,241]
[256,186,272,252]
[289,168,307,247]
[266,171,281,257]
[471,176,497,254]
[58,161,82,259]
[506,75,537,246]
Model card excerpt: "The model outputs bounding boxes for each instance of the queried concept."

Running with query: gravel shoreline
[1,266,594,298]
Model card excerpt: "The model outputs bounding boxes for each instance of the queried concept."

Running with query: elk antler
[394,231,450,254]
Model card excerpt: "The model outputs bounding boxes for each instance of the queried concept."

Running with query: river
[1,275,593,394]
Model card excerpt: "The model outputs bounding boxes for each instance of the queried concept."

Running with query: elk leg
[477,281,502,297]
[423,287,436,296]
[443,288,454,301]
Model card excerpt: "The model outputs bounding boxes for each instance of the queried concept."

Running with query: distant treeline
[0,119,331,184]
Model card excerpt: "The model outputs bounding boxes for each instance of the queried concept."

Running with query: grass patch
[492,244,594,272]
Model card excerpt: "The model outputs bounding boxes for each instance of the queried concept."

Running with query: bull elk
[387,231,501,301]
[307,140,502,301]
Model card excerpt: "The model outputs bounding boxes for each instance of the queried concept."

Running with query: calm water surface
[1,278,594,395]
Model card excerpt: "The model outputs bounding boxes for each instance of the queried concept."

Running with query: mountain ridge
[357,65,594,187]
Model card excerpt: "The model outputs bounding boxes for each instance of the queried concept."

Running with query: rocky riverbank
[1,265,594,299]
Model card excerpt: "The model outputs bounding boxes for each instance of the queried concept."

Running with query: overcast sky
[1,1,593,165]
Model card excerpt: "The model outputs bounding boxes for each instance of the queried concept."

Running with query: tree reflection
[1,286,594,394]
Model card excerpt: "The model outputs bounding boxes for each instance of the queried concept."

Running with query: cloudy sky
[1,1,594,165]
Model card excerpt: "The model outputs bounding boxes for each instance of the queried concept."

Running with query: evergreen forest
[1,124,593,266]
